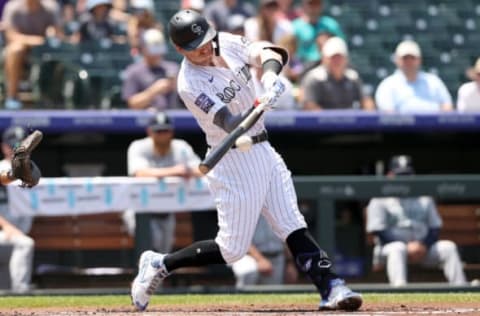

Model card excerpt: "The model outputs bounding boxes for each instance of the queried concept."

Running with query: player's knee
[386,241,407,255]
[437,240,458,255]
[13,235,34,248]
[222,246,250,264]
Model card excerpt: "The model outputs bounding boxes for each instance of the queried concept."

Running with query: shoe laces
[145,260,169,295]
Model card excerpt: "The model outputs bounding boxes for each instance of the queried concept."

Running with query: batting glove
[258,90,281,111]
[261,71,284,94]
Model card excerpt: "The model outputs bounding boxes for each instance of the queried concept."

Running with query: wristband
[262,59,283,75]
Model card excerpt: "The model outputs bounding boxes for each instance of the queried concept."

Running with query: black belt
[208,130,268,149]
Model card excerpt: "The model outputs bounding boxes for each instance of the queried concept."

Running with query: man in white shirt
[375,40,453,113]
[457,57,480,112]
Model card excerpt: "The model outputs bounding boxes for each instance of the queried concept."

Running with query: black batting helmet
[168,9,217,51]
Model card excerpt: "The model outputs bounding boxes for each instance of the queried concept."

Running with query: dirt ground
[2,301,480,316]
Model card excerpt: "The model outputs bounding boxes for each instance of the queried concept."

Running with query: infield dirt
[2,301,480,316]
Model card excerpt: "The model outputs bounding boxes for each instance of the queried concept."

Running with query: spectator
[72,0,126,44]
[0,126,35,292]
[277,0,301,21]
[181,0,205,13]
[231,216,298,288]
[225,13,246,35]
[300,37,374,110]
[375,40,453,113]
[457,57,480,112]
[122,28,179,110]
[125,112,203,253]
[2,0,62,109]
[292,0,344,64]
[366,155,467,287]
[204,0,255,32]
[127,0,163,57]
[277,34,303,84]
[243,0,293,45]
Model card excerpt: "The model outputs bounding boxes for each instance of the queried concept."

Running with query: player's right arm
[0,170,15,186]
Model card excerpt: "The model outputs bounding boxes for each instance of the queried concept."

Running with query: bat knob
[199,164,210,175]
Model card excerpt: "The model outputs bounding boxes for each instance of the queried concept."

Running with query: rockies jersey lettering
[216,80,242,104]
[177,32,307,264]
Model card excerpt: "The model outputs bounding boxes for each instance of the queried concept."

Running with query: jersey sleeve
[177,140,201,169]
[178,84,225,122]
[127,141,150,176]
[425,197,443,228]
[366,198,388,232]
[223,32,279,68]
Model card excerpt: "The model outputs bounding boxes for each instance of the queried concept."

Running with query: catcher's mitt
[11,130,43,188]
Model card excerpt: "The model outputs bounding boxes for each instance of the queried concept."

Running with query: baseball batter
[131,9,362,312]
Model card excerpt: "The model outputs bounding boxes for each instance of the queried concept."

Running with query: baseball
[235,135,253,152]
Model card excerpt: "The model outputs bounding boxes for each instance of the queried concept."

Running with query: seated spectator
[127,0,163,57]
[181,0,206,13]
[277,34,303,84]
[292,0,344,64]
[244,0,293,45]
[122,28,179,110]
[277,0,301,21]
[0,126,35,292]
[2,0,62,109]
[457,57,480,112]
[204,0,255,32]
[72,0,126,44]
[375,40,453,113]
[366,155,467,287]
[300,37,374,110]
[231,216,298,288]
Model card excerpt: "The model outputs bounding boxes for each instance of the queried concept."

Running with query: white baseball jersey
[366,196,442,242]
[177,32,307,263]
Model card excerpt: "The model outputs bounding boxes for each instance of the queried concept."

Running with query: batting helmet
[168,9,217,51]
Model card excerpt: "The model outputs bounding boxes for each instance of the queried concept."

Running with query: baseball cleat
[131,250,169,311]
[319,278,362,311]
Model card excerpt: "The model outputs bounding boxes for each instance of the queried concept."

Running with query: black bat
[199,100,267,174]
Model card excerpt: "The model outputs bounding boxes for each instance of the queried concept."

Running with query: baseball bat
[199,100,266,174]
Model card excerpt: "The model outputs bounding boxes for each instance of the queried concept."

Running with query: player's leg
[422,240,467,285]
[2,232,34,292]
[231,255,260,288]
[380,241,408,287]
[262,149,362,311]
[132,151,268,310]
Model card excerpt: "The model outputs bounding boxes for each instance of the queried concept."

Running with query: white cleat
[319,278,363,311]
[131,250,169,311]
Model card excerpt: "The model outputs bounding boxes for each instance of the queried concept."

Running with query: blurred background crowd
[0,0,479,112]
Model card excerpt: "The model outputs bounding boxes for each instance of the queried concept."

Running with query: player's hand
[256,256,273,276]
[407,241,427,263]
[261,71,285,97]
[258,86,283,111]
[2,222,24,240]
[171,164,191,178]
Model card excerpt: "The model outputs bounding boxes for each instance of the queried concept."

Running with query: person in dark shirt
[301,37,374,110]
[122,28,179,110]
